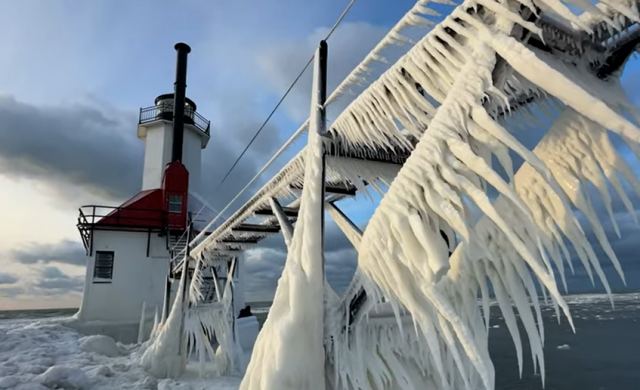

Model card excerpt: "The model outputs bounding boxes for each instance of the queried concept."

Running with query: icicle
[485,31,640,143]
[137,301,147,344]
[241,44,328,390]
[149,307,159,340]
[188,0,640,388]
[140,259,189,378]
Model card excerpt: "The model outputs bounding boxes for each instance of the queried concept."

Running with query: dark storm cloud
[0,272,18,284]
[0,95,142,201]
[0,266,82,298]
[12,239,86,266]
[257,22,393,123]
[34,266,83,292]
[243,221,358,301]
[0,94,283,210]
[198,119,283,210]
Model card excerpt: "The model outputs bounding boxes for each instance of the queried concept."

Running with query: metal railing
[77,205,172,255]
[77,205,167,228]
[139,104,210,136]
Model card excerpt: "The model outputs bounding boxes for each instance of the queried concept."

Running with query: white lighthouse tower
[74,43,211,341]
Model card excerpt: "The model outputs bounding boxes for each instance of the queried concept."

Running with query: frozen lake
[0,293,638,389]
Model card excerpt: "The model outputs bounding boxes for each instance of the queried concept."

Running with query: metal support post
[310,40,328,281]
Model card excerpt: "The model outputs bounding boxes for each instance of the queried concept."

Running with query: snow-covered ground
[0,293,638,389]
[0,316,240,390]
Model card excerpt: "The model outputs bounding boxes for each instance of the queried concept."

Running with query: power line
[215,0,358,188]
[325,0,357,41]
[216,54,314,187]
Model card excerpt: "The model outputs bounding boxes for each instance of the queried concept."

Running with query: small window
[168,195,183,214]
[93,251,114,282]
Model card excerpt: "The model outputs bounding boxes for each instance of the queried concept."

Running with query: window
[168,195,183,214]
[93,251,114,282]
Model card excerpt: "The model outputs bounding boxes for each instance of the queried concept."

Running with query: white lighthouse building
[74,43,211,341]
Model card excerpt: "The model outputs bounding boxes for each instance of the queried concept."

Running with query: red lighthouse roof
[96,189,166,229]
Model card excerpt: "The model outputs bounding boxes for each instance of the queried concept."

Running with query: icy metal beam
[221,237,261,244]
[291,183,357,196]
[326,202,362,250]
[208,249,242,256]
[269,197,294,248]
[232,223,280,233]
[596,27,640,78]
[254,206,299,217]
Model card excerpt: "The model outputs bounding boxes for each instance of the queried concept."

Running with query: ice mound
[0,375,20,388]
[0,317,241,389]
[36,366,90,389]
[79,335,122,357]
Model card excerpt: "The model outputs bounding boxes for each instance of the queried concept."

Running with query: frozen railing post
[161,276,171,323]
[177,227,192,360]
[314,39,328,282]
[269,197,294,247]
[239,40,329,389]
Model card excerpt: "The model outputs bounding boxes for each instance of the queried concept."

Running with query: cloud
[12,239,86,266]
[0,286,25,298]
[35,266,84,292]
[0,272,18,284]
[0,93,284,214]
[242,220,357,301]
[0,265,82,300]
[256,22,389,122]
[0,95,142,203]
[199,118,283,209]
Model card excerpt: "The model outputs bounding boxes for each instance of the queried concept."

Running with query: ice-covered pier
[142,0,640,389]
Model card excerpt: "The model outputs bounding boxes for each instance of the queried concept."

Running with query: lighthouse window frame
[93,251,114,282]
[168,195,183,214]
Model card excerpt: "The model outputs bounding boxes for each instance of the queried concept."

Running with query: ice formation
[0,315,243,389]
[320,0,640,387]
[141,251,242,379]
[239,44,329,390]
[164,0,640,388]
[141,261,189,378]
[185,259,242,376]
[79,335,122,358]
[137,301,147,344]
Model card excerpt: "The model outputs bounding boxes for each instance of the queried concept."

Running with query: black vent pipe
[172,42,191,163]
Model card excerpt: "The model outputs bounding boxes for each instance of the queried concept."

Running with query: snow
[36,366,91,390]
[0,316,241,389]
[79,335,122,357]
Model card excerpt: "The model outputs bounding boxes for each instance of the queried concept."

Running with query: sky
[0,0,639,310]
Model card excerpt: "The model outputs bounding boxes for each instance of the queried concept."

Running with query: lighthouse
[74,43,210,341]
